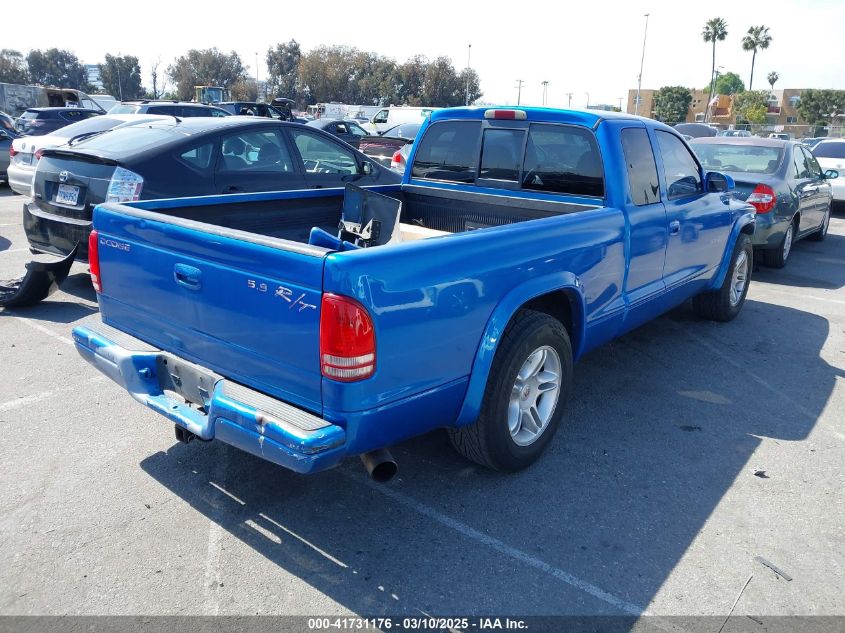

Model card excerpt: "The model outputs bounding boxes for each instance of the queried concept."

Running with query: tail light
[34,149,43,161]
[9,146,17,158]
[390,150,404,169]
[746,183,776,213]
[320,294,375,382]
[106,167,144,203]
[88,230,102,293]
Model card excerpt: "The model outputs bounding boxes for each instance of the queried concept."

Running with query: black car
[15,108,101,136]
[305,118,370,148]
[26,117,401,260]
[216,101,296,121]
[108,101,230,117]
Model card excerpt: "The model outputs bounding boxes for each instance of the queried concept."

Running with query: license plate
[18,153,32,166]
[55,184,80,206]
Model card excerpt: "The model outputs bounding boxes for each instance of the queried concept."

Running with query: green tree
[652,86,692,123]
[713,71,745,95]
[266,40,301,101]
[741,25,772,90]
[297,45,359,105]
[458,68,483,106]
[166,48,246,100]
[732,90,769,124]
[767,71,779,91]
[702,17,728,115]
[0,49,29,84]
[396,55,428,105]
[349,51,399,105]
[26,48,90,90]
[230,79,258,101]
[796,89,845,127]
[99,54,143,100]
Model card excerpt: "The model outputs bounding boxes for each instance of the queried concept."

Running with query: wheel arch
[710,212,756,290]
[454,274,585,427]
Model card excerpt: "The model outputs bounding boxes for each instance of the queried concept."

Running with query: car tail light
[106,167,144,203]
[88,229,102,293]
[484,109,527,120]
[746,183,776,213]
[9,146,17,158]
[320,294,375,382]
[390,150,404,169]
[34,149,43,161]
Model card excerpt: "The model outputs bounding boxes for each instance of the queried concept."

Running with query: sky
[5,0,844,109]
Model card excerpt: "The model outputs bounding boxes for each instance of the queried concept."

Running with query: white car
[7,114,169,196]
[812,139,845,203]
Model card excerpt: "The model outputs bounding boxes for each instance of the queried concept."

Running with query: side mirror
[360,161,374,175]
[706,171,734,193]
[0,130,9,140]
[824,169,839,180]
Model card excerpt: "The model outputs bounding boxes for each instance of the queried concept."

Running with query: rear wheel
[692,234,752,322]
[809,206,831,242]
[763,218,796,268]
[448,310,573,472]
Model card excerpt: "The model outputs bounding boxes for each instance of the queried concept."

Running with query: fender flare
[710,212,756,290]
[454,272,587,427]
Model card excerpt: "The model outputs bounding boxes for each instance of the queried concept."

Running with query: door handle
[669,220,681,235]
[225,185,244,193]
[173,263,202,290]
[311,184,324,189]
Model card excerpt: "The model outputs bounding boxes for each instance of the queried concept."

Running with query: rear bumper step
[72,323,347,474]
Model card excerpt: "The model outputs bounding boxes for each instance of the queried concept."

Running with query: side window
[290,129,358,175]
[217,130,294,173]
[335,123,348,135]
[209,108,228,117]
[522,123,604,197]
[621,128,660,206]
[146,106,172,116]
[373,110,389,124]
[801,147,821,178]
[349,123,368,138]
[179,142,215,170]
[792,147,810,178]
[655,131,703,199]
[479,128,525,181]
[410,121,482,183]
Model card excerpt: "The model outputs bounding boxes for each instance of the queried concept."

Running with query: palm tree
[702,18,728,120]
[767,71,779,92]
[742,26,772,90]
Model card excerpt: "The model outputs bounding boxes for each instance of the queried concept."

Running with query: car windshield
[51,116,128,140]
[71,123,179,154]
[692,143,784,174]
[813,142,845,159]
[109,104,141,114]
[384,123,421,139]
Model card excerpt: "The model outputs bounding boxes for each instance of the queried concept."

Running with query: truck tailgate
[93,204,327,413]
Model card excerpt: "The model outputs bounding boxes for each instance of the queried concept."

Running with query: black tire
[692,233,752,322]
[809,205,831,242]
[762,218,796,268]
[448,310,573,472]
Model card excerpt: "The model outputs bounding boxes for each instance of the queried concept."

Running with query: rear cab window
[411,119,604,197]
[621,128,660,206]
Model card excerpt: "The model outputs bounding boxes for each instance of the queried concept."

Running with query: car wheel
[692,234,752,322]
[809,206,831,242]
[763,218,796,268]
[448,310,572,472]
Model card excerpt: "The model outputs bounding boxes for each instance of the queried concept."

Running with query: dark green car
[691,137,839,268]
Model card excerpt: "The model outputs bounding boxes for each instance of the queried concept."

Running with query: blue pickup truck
[72,107,755,481]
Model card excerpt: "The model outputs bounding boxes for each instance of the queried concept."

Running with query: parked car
[358,122,421,168]
[800,137,826,149]
[216,102,295,121]
[72,106,755,480]
[675,123,718,138]
[306,118,370,148]
[0,126,20,182]
[24,117,400,262]
[7,114,170,196]
[362,106,436,134]
[717,129,753,137]
[108,101,230,117]
[691,137,837,267]
[811,139,845,207]
[14,108,101,136]
[768,132,791,140]
[1,111,16,133]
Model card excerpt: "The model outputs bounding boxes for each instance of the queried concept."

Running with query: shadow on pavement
[0,235,10,252]
[139,299,840,617]
[755,232,845,290]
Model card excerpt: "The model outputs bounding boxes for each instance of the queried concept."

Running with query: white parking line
[341,470,646,616]
[11,316,74,346]
[0,247,29,255]
[752,284,845,307]
[0,376,105,412]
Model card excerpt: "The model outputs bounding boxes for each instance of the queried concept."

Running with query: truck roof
[429,106,648,129]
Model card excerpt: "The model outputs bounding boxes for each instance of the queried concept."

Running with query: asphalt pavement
[0,184,843,624]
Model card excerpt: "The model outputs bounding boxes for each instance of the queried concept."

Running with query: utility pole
[515,79,524,106]
[116,56,123,101]
[566,92,573,108]
[465,44,472,106]
[541,81,549,106]
[635,13,650,116]
[585,92,590,109]
[618,97,623,111]
[255,52,259,101]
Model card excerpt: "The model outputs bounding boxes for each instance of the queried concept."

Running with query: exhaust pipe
[360,449,398,483]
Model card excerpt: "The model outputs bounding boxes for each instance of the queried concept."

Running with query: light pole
[541,81,549,106]
[585,92,590,109]
[566,92,573,108]
[635,13,650,116]
[465,44,472,106]
[255,52,259,100]
[116,58,123,101]
[516,79,524,105]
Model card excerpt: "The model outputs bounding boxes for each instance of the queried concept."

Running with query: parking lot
[0,184,843,622]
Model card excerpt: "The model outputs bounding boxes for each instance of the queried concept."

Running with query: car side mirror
[824,169,839,180]
[0,130,9,140]
[706,171,734,193]
[360,161,374,175]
